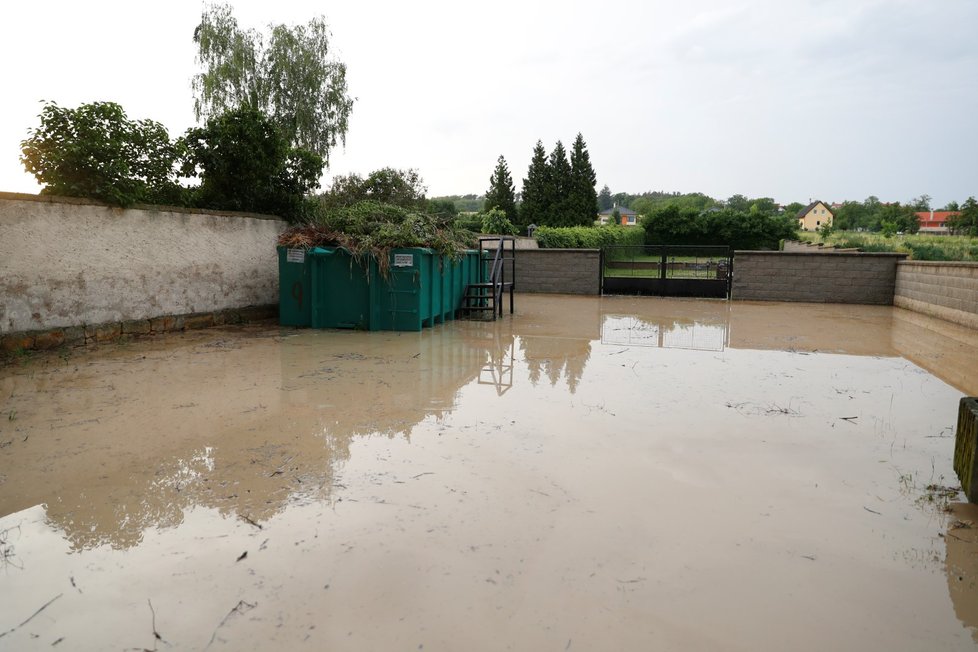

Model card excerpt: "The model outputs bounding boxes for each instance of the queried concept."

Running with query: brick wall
[514,249,601,295]
[894,261,978,330]
[731,251,907,304]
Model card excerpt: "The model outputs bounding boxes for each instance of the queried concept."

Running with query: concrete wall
[514,249,601,295]
[731,251,907,304]
[894,261,978,330]
[0,193,286,336]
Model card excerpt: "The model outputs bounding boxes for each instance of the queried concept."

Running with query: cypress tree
[598,184,613,211]
[484,155,518,226]
[569,133,598,226]
[520,140,550,228]
[547,141,572,226]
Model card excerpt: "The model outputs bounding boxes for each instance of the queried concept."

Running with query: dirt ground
[1,294,977,651]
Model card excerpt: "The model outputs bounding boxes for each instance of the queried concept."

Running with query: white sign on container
[394,253,414,267]
[286,249,305,264]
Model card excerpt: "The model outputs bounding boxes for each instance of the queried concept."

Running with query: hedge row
[534,225,645,249]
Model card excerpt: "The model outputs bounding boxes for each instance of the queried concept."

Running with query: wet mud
[1,295,977,650]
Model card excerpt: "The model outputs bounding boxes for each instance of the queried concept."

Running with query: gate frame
[601,245,734,298]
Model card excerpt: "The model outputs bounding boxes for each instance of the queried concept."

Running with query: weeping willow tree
[191,3,354,165]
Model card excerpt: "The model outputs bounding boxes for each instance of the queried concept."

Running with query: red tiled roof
[915,211,959,227]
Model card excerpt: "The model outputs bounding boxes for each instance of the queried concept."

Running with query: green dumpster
[283,247,481,332]
[278,246,313,327]
[309,247,376,330]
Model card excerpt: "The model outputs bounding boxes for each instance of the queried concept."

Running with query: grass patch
[806,231,978,261]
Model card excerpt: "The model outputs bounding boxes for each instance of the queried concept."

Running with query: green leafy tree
[831,201,868,231]
[948,197,978,236]
[484,155,518,226]
[546,141,573,225]
[520,140,550,227]
[568,133,598,226]
[426,198,458,220]
[725,194,751,212]
[192,3,354,164]
[909,194,931,211]
[181,107,323,219]
[480,207,517,235]
[783,201,805,217]
[877,203,919,234]
[20,101,181,206]
[641,205,796,249]
[610,207,621,226]
[749,197,778,215]
[320,168,426,210]
[598,184,613,211]
[942,200,960,211]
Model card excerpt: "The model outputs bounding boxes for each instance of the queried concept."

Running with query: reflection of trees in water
[39,332,513,551]
[519,336,591,393]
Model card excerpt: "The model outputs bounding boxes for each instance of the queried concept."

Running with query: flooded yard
[1,294,977,650]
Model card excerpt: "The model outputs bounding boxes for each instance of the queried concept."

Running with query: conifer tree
[598,184,613,211]
[569,133,598,226]
[520,140,550,228]
[547,141,572,225]
[484,155,518,226]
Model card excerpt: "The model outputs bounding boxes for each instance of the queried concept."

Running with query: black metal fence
[601,245,733,298]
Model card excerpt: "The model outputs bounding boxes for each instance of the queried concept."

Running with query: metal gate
[601,245,733,298]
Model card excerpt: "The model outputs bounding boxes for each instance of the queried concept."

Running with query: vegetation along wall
[894,261,978,330]
[731,251,907,304]
[514,249,602,295]
[0,193,286,344]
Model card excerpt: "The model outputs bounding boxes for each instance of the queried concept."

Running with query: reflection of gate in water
[601,315,729,352]
[602,245,733,298]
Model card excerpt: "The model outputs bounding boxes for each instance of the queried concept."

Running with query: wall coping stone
[0,191,286,223]
[735,250,907,258]
[897,260,978,269]
[527,248,601,253]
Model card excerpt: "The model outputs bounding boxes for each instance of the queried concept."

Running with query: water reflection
[2,326,520,550]
[601,315,729,351]
[1,296,977,650]
[945,502,978,644]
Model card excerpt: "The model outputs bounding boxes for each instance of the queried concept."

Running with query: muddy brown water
[1,295,977,650]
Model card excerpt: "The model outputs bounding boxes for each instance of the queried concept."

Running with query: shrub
[641,204,796,250]
[454,214,483,231]
[534,225,645,249]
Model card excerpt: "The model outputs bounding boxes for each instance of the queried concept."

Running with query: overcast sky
[1,0,976,207]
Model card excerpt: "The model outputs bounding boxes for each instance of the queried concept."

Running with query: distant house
[915,210,958,235]
[597,204,639,226]
[797,200,833,231]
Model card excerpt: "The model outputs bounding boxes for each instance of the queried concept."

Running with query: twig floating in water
[0,593,63,639]
[148,599,164,644]
[206,600,257,649]
[863,506,881,515]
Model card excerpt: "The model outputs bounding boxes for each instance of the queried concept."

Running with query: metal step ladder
[459,236,515,320]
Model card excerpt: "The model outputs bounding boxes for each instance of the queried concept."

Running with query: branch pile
[278,201,477,276]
